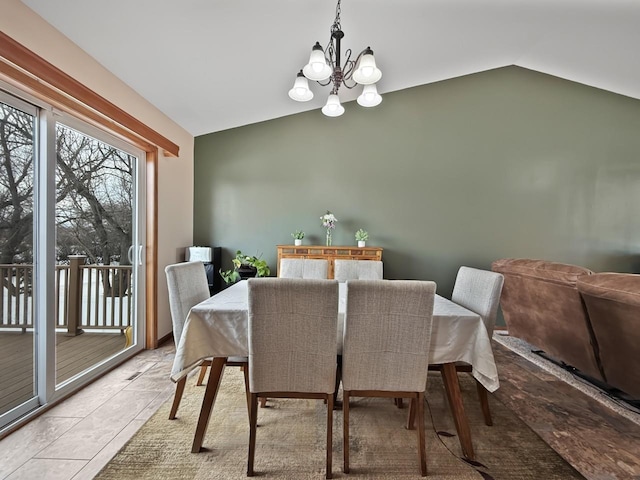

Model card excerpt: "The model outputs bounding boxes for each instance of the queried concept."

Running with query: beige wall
[1,0,195,339]
[194,66,640,303]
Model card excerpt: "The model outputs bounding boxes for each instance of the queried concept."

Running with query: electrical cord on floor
[423,395,495,479]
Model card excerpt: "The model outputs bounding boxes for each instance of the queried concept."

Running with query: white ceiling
[21,0,640,137]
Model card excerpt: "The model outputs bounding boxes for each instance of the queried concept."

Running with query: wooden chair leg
[191,357,226,453]
[196,364,208,386]
[247,393,258,476]
[242,364,251,417]
[326,395,334,479]
[343,390,350,474]
[406,397,417,430]
[476,380,493,426]
[168,376,186,420]
[416,392,427,476]
[395,397,404,408]
[441,363,475,460]
[259,397,267,408]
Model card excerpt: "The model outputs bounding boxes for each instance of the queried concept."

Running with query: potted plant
[355,229,369,247]
[219,250,271,285]
[291,230,305,246]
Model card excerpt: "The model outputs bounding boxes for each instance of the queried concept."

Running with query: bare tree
[1,100,135,299]
[55,124,134,296]
[0,103,34,266]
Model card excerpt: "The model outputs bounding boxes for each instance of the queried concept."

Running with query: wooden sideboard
[276,245,383,279]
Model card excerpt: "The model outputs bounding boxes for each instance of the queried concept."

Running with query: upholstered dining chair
[342,279,436,477]
[247,278,339,479]
[262,258,330,408]
[428,266,504,426]
[334,260,383,282]
[165,262,249,420]
[279,258,329,279]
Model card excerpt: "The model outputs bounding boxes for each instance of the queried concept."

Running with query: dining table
[171,279,499,460]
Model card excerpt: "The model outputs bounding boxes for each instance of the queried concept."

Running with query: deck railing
[0,255,132,335]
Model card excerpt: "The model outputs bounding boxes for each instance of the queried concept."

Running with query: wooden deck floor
[0,331,126,415]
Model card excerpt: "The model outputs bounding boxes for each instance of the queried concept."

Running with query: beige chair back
[342,280,436,392]
[334,260,383,282]
[279,258,329,279]
[165,262,210,344]
[247,278,339,394]
[452,266,504,338]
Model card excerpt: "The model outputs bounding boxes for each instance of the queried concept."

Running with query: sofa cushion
[491,258,604,381]
[577,273,640,306]
[491,258,593,286]
[577,273,640,398]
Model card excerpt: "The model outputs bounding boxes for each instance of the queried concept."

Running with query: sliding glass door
[53,118,145,387]
[0,87,146,431]
[0,94,39,423]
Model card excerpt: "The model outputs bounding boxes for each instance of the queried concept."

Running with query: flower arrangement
[320,211,338,246]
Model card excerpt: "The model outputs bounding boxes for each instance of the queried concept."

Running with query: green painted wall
[194,66,640,298]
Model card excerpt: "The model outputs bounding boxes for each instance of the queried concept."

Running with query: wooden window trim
[0,32,179,157]
[0,32,170,348]
[145,150,159,348]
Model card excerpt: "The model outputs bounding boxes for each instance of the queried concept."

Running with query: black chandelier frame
[311,0,375,95]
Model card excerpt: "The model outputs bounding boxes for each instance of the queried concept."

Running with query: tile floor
[0,343,176,480]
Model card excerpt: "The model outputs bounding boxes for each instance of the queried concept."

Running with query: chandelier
[288,0,382,117]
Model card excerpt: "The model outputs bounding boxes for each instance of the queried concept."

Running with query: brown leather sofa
[491,258,605,382]
[577,273,640,398]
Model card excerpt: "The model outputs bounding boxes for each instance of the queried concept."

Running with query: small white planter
[358,240,366,247]
[294,239,302,246]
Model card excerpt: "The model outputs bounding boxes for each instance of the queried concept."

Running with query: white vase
[358,240,366,247]
[294,239,302,246]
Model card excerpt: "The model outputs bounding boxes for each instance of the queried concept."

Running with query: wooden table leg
[191,357,227,453]
[441,362,475,460]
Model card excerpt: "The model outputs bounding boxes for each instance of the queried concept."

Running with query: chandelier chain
[333,0,342,33]
[325,0,359,91]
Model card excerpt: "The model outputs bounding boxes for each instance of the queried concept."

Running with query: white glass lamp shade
[357,83,382,107]
[321,94,345,117]
[353,48,382,85]
[288,71,313,102]
[303,42,332,81]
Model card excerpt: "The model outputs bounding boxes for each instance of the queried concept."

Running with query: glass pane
[0,101,36,416]
[54,123,136,385]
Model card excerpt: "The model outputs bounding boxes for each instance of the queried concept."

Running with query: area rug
[96,368,585,480]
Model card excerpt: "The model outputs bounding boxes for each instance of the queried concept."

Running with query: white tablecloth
[171,280,499,392]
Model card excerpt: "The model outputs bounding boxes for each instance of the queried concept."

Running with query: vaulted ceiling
[21,0,640,137]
